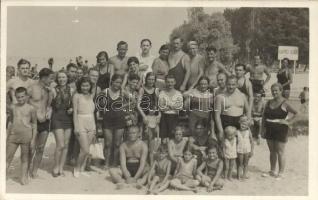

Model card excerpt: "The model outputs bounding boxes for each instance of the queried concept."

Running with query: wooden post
[279,59,281,69]
[293,60,296,75]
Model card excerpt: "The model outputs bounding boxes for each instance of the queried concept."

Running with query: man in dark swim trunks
[109,126,149,189]
[28,68,54,178]
[247,55,271,96]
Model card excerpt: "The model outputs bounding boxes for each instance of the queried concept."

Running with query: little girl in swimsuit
[170,144,200,193]
[251,92,265,144]
[73,77,96,178]
[147,145,171,194]
[122,57,143,89]
[237,116,254,180]
[196,146,224,192]
[223,126,237,181]
[6,87,37,185]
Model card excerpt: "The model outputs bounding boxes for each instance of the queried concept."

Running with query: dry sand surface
[6,134,308,195]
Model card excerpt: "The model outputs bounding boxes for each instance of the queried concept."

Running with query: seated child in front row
[196,146,224,192]
[170,144,200,193]
[237,116,254,180]
[223,126,237,181]
[147,145,171,195]
[6,87,37,185]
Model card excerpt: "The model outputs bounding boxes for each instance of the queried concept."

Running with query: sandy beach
[6,133,308,196]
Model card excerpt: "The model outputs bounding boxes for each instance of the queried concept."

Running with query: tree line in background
[170,7,309,67]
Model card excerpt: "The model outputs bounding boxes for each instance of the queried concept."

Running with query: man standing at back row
[137,39,155,78]
[247,55,271,96]
[110,41,129,76]
[187,41,205,89]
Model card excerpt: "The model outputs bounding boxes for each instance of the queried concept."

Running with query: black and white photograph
[0,0,317,199]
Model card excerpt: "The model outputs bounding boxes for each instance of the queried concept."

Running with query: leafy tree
[170,8,238,66]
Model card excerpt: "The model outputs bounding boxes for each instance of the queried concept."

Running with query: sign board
[278,46,299,60]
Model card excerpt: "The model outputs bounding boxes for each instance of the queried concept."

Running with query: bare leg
[103,129,113,169]
[237,154,244,180]
[30,131,49,178]
[228,159,235,181]
[153,180,170,194]
[109,168,125,184]
[170,179,197,192]
[53,129,64,175]
[224,158,229,180]
[148,176,159,193]
[276,141,286,176]
[20,143,30,185]
[243,153,250,179]
[113,129,124,167]
[59,129,71,174]
[74,132,90,177]
[80,132,94,172]
[6,142,19,171]
[266,139,277,174]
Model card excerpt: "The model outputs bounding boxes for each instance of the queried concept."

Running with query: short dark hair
[165,74,176,81]
[140,38,152,46]
[117,41,128,48]
[197,76,210,85]
[128,73,140,82]
[172,36,183,42]
[159,44,169,53]
[76,76,93,94]
[206,46,217,53]
[127,56,139,66]
[226,75,237,84]
[39,68,54,79]
[235,63,246,71]
[66,63,78,71]
[15,87,27,95]
[17,59,31,68]
[96,51,109,61]
[111,74,124,83]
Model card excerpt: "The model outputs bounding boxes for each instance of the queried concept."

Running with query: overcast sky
[7,6,225,69]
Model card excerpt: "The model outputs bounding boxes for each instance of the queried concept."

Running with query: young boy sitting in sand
[147,145,172,194]
[196,146,224,192]
[170,144,200,193]
[6,87,37,185]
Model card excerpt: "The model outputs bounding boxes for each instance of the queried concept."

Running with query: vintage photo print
[1,1,317,200]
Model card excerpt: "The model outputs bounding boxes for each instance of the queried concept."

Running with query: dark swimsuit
[140,88,159,116]
[220,115,241,130]
[264,100,289,142]
[97,65,111,90]
[249,79,265,97]
[126,159,140,177]
[168,55,186,90]
[277,70,290,90]
[237,78,249,97]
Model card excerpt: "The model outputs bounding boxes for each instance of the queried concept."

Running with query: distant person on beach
[109,126,149,189]
[48,58,54,70]
[168,36,191,91]
[277,58,293,99]
[96,51,113,90]
[152,44,170,90]
[146,144,171,194]
[136,39,155,78]
[7,59,34,104]
[28,68,54,178]
[51,71,74,177]
[72,77,96,178]
[76,56,88,74]
[187,41,205,89]
[204,46,230,90]
[247,55,271,96]
[261,83,298,179]
[6,87,37,185]
[109,41,129,76]
[196,146,223,192]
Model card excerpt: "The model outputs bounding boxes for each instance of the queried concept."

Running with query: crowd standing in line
[6,37,301,194]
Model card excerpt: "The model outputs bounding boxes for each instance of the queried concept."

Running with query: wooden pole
[279,59,281,69]
[293,60,296,75]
